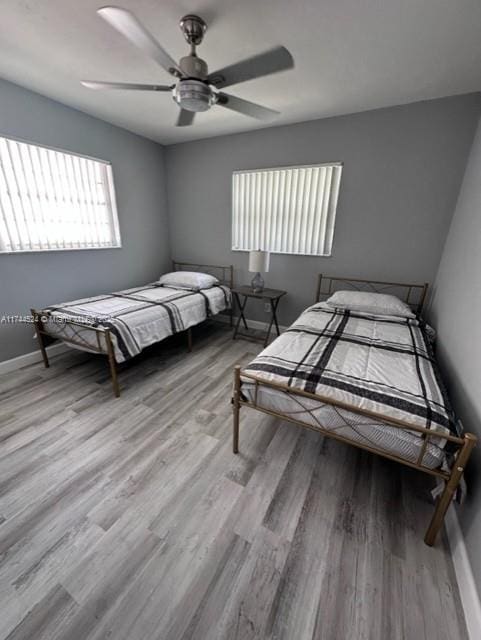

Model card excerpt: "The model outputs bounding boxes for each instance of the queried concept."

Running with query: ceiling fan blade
[208,46,293,89]
[176,109,196,127]
[217,93,279,120]
[98,6,183,78]
[81,81,172,91]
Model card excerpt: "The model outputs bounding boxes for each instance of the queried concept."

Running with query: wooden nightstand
[232,285,286,347]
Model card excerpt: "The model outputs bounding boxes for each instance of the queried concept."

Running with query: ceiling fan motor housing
[179,55,208,80]
[173,79,215,112]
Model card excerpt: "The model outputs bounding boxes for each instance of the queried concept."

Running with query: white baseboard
[0,315,280,376]
[0,342,69,375]
[216,313,288,333]
[445,505,481,640]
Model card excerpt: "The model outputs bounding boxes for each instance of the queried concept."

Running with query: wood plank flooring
[0,323,468,640]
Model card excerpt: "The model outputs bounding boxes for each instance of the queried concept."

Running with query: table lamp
[249,250,270,293]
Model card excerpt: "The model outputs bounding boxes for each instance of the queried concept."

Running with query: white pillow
[326,290,415,318]
[158,271,219,291]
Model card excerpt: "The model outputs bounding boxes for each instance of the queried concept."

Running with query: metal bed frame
[31,260,234,398]
[232,274,477,545]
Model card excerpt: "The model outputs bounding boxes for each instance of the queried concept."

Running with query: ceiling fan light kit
[173,79,215,113]
[82,6,294,126]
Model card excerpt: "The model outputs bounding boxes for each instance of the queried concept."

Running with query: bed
[232,274,476,545]
[32,260,233,397]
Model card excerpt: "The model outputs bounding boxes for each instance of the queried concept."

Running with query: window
[232,163,342,256]
[0,136,121,253]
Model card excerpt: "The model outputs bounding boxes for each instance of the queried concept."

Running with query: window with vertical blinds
[232,163,342,256]
[0,136,121,253]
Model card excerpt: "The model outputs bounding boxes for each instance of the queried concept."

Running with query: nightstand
[232,285,286,347]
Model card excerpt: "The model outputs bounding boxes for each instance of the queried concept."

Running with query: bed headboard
[172,260,234,289]
[315,274,429,315]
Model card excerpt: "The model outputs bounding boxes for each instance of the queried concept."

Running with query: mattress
[241,302,455,469]
[42,283,231,363]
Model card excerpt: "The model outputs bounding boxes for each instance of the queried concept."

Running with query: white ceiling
[1,0,481,145]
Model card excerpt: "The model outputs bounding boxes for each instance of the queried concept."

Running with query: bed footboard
[424,433,477,545]
[31,308,120,398]
[31,308,50,369]
[232,365,477,546]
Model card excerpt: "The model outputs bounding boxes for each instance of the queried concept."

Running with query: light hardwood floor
[0,323,468,640]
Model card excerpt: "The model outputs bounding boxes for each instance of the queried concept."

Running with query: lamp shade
[248,250,270,273]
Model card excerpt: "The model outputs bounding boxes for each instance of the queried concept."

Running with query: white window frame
[0,134,121,254]
[231,162,343,257]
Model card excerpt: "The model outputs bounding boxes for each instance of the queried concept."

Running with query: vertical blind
[232,163,342,256]
[0,136,121,253]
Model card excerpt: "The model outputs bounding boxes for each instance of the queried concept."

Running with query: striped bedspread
[242,302,455,437]
[44,283,231,362]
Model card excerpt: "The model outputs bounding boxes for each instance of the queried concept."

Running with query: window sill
[231,248,332,257]
[0,245,122,255]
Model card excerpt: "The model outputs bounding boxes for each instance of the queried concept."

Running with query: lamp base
[251,272,264,293]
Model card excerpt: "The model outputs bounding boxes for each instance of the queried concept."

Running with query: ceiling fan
[81,7,294,127]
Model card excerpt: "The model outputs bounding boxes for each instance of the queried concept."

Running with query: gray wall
[429,114,481,598]
[0,79,170,362]
[166,94,481,326]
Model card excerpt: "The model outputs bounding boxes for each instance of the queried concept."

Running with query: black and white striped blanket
[44,283,231,362]
[242,302,455,436]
